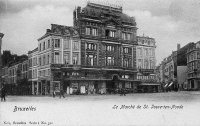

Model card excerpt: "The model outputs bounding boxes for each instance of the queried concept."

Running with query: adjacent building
[136,35,159,92]
[2,59,30,95]
[0,33,4,88]
[1,2,162,95]
[186,41,200,90]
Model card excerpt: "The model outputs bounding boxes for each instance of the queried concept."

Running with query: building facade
[0,33,4,88]
[136,36,159,92]
[2,59,30,95]
[187,41,200,90]
[29,2,139,95]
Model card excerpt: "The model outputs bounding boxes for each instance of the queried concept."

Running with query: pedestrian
[59,89,65,98]
[123,88,126,96]
[1,85,6,102]
[53,90,56,98]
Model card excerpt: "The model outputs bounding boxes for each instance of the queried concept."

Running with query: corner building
[74,2,138,94]
[34,2,138,95]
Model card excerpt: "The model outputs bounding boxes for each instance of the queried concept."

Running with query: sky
[0,0,200,64]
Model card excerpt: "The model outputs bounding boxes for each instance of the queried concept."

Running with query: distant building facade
[2,59,30,95]
[186,41,200,90]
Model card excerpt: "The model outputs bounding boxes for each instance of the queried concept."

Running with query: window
[124,59,129,67]
[54,39,60,48]
[48,69,50,76]
[106,45,114,52]
[87,55,94,66]
[72,53,79,65]
[138,59,142,68]
[86,27,90,35]
[63,39,70,49]
[127,33,131,40]
[39,43,41,51]
[148,41,150,45]
[106,57,114,66]
[110,31,115,37]
[73,41,79,50]
[144,48,148,56]
[43,42,45,50]
[39,57,41,66]
[138,48,142,56]
[48,40,50,48]
[43,55,45,65]
[63,53,70,64]
[144,60,148,69]
[87,43,96,50]
[54,52,60,64]
[122,33,126,40]
[92,28,98,36]
[47,54,49,64]
[124,48,129,53]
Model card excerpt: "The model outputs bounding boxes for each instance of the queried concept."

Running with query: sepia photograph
[0,0,200,125]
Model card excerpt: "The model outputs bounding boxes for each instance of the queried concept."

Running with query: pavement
[2,91,200,103]
[1,91,200,126]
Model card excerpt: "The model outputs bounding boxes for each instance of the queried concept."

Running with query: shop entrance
[107,75,120,94]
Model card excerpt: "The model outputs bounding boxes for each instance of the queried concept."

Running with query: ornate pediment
[63,29,70,36]
[72,30,79,37]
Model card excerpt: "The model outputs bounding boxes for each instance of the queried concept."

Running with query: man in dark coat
[1,85,6,102]
[59,89,65,98]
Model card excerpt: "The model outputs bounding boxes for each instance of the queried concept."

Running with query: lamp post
[0,33,4,88]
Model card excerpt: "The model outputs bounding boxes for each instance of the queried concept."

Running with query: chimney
[177,43,181,50]
[46,29,51,33]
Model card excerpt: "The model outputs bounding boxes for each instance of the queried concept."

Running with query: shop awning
[164,84,168,87]
[168,82,173,87]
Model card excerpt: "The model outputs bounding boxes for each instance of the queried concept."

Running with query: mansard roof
[38,24,79,41]
[81,3,136,25]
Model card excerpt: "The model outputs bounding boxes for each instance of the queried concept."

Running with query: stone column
[0,33,4,88]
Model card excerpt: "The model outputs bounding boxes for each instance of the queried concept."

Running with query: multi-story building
[30,2,138,95]
[35,24,81,95]
[1,58,30,95]
[72,2,138,94]
[136,35,159,92]
[28,48,39,95]
[187,41,200,90]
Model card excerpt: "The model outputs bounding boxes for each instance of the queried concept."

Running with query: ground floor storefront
[137,83,161,93]
[187,78,200,90]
